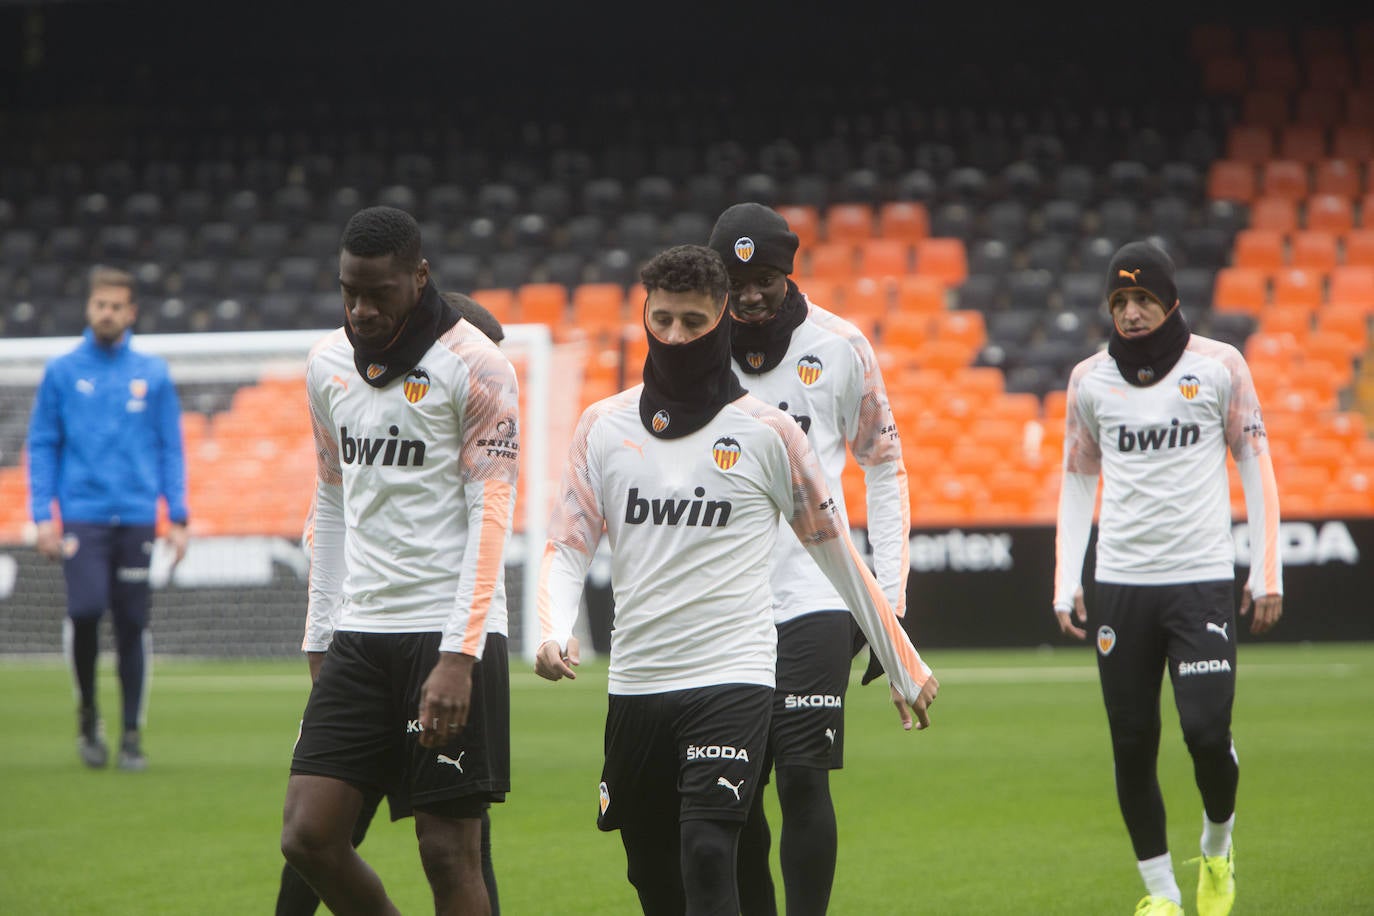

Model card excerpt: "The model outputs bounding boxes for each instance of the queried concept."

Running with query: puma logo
[825,728,836,746]
[437,752,465,772]
[622,438,646,458]
[1118,268,1141,280]
[1206,621,1229,640]
[332,374,350,390]
[716,776,743,801]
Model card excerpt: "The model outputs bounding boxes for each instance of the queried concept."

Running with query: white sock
[1138,852,1182,904]
[1201,812,1235,858]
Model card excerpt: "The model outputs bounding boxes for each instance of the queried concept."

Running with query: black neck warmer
[730,279,809,374]
[1107,304,1190,387]
[344,280,460,388]
[639,304,746,439]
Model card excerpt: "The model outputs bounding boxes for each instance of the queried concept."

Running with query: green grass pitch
[2,643,1371,914]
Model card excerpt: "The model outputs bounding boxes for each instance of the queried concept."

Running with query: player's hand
[1055,586,1088,640]
[534,637,580,681]
[1239,586,1283,635]
[306,651,326,683]
[893,674,938,731]
[417,652,475,748]
[165,522,189,571]
[35,520,62,561]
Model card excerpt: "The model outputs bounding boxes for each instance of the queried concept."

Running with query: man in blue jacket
[27,265,189,771]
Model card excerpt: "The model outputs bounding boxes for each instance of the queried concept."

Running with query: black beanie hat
[708,203,799,275]
[1105,241,1178,309]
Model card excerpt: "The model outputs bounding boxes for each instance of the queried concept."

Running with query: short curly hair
[639,245,729,311]
[340,206,422,270]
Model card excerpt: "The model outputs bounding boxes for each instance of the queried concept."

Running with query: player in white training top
[536,245,938,916]
[1053,241,1282,916]
[706,202,909,916]
[281,207,519,916]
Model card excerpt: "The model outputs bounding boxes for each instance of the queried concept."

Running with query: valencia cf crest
[652,409,670,433]
[1097,626,1117,656]
[733,236,755,263]
[366,363,386,381]
[403,367,431,404]
[1178,374,1200,400]
[712,436,742,470]
[746,352,765,370]
[128,378,147,399]
[599,781,610,816]
[1136,366,1154,384]
[796,354,823,386]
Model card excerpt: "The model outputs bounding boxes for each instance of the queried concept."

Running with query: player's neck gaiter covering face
[1108,303,1190,387]
[345,280,460,388]
[640,301,746,439]
[730,279,808,375]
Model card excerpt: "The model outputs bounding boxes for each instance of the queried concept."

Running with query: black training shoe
[78,708,108,769]
[117,730,146,772]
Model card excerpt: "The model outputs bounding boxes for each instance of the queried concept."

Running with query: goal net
[0,325,580,659]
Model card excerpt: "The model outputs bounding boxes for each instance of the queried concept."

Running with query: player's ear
[415,258,430,289]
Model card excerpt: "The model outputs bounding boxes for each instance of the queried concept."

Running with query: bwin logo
[340,425,427,467]
[1178,659,1232,677]
[687,744,750,762]
[624,487,732,527]
[784,694,842,709]
[1117,419,1200,452]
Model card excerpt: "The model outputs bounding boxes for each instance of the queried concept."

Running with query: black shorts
[1092,580,1238,708]
[770,610,857,771]
[598,684,772,832]
[291,630,510,819]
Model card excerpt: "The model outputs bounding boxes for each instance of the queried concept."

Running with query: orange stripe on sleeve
[1259,451,1281,594]
[844,534,924,685]
[459,479,515,656]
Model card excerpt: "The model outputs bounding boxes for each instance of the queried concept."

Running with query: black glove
[860,646,887,686]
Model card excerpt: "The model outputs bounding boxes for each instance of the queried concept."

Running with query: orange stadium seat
[877,202,930,243]
[1227,125,1275,163]
[1295,89,1346,127]
[1307,326,1360,366]
[1305,194,1355,234]
[914,238,968,287]
[1244,330,1302,364]
[1345,230,1374,267]
[1206,160,1256,202]
[1042,389,1068,420]
[1278,125,1328,164]
[1349,90,1374,125]
[1311,160,1363,199]
[881,311,931,353]
[931,310,986,351]
[1290,230,1339,272]
[1252,54,1301,92]
[824,204,875,243]
[572,283,628,332]
[988,392,1041,426]
[1259,304,1313,339]
[1213,267,1269,314]
[844,276,893,321]
[1306,55,1353,91]
[516,283,569,327]
[951,366,1004,403]
[858,239,912,278]
[1271,268,1324,309]
[1233,229,1285,271]
[1240,91,1289,129]
[1249,196,1298,232]
[1331,127,1374,162]
[893,275,947,313]
[621,322,648,379]
[1327,267,1374,311]
[1201,56,1248,95]
[804,242,858,281]
[775,205,820,248]
[469,288,515,325]
[1327,412,1370,449]
[1316,304,1370,352]
[913,339,974,376]
[1261,160,1310,201]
